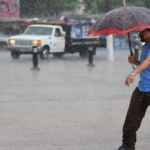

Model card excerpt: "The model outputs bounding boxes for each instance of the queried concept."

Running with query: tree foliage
[20,0,150,18]
[83,0,150,14]
[20,0,77,18]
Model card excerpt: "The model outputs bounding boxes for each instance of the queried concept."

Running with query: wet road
[0,50,149,150]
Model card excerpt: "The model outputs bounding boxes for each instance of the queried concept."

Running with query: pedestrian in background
[118,28,150,150]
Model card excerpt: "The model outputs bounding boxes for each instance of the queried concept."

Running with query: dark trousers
[122,87,150,150]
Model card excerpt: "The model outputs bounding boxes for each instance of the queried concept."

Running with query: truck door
[53,28,65,52]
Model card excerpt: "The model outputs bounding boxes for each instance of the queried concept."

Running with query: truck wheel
[40,46,49,60]
[11,51,20,59]
[53,52,64,58]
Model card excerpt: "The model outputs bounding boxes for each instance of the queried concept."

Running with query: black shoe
[118,145,134,150]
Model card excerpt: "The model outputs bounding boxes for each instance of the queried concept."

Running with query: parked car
[0,31,8,50]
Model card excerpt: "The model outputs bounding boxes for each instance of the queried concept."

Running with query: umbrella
[88,5,150,55]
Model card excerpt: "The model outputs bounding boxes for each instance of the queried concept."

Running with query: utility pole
[123,0,126,6]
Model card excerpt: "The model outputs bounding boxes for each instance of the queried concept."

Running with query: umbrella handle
[132,63,136,69]
[128,33,133,55]
[132,60,140,69]
[128,33,136,69]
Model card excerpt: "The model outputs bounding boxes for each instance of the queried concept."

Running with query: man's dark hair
[146,28,150,32]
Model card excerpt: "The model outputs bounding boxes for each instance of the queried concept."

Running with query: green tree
[145,0,150,8]
[83,0,147,14]
[82,0,93,12]
[20,0,77,18]
[90,0,105,13]
[126,0,145,7]
[83,0,115,13]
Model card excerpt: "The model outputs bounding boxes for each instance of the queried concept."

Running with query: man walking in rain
[118,29,150,150]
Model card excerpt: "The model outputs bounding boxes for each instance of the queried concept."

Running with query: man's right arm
[128,55,140,66]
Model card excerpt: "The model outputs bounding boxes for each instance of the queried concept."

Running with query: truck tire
[53,52,64,58]
[11,51,20,59]
[39,46,49,60]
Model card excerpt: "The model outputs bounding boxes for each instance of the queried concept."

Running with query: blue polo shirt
[138,41,150,92]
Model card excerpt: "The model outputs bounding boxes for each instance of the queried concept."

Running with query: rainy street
[0,49,150,150]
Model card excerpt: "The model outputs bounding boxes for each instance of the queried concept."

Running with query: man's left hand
[125,75,135,86]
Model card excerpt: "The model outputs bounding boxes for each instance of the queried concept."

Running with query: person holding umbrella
[118,29,150,150]
[88,4,150,149]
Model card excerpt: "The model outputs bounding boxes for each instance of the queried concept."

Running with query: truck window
[44,27,53,35]
[24,26,53,35]
[54,28,61,37]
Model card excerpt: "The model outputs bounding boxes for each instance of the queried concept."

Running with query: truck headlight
[32,40,41,45]
[9,39,15,44]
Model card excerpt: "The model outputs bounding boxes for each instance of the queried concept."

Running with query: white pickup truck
[8,23,106,59]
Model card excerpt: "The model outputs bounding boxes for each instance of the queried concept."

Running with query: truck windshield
[24,26,53,35]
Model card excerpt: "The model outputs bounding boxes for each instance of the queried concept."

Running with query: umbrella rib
[119,7,126,34]
[114,8,123,34]
[129,7,139,30]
